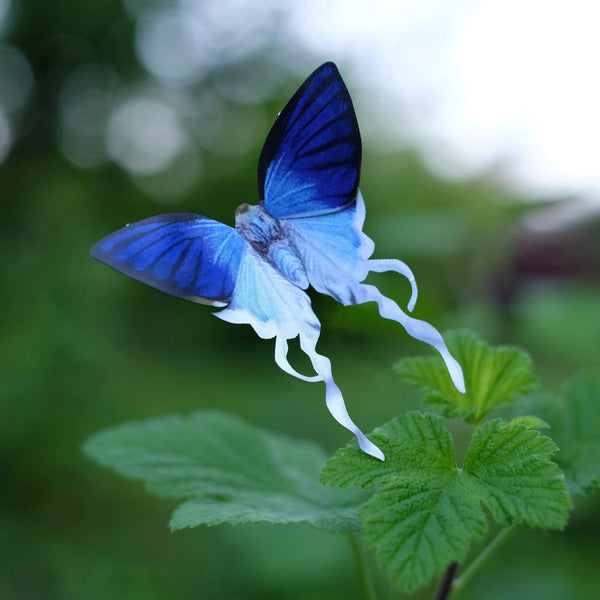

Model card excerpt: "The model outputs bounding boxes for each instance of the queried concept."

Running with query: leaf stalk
[452,526,514,594]
[347,533,379,600]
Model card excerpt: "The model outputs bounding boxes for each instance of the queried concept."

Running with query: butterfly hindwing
[258,62,361,219]
[280,193,374,305]
[216,244,317,340]
[91,214,245,306]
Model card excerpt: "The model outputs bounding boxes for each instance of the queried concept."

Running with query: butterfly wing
[91,214,245,306]
[280,192,374,305]
[258,62,361,219]
[216,245,318,339]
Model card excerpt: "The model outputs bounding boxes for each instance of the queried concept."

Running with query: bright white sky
[288,0,600,200]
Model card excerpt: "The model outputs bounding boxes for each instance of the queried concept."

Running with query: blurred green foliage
[1,1,599,599]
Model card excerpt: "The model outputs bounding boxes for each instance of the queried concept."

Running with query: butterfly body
[235,202,309,289]
[92,62,465,461]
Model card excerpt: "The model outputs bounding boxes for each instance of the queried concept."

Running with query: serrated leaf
[169,494,362,532]
[360,473,487,591]
[322,412,487,590]
[84,411,368,533]
[395,330,538,424]
[322,411,571,591]
[463,419,571,528]
[515,371,600,495]
[320,412,456,489]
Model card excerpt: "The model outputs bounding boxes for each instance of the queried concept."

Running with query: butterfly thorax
[235,203,309,289]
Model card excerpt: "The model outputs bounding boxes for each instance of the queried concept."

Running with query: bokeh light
[0,44,33,113]
[0,0,13,37]
[58,63,118,169]
[134,0,281,87]
[135,8,213,86]
[0,106,12,163]
[132,140,202,201]
[105,94,188,175]
[0,41,32,165]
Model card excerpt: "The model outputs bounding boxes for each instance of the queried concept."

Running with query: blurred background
[1,0,599,598]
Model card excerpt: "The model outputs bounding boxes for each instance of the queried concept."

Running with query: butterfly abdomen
[267,243,309,289]
[235,203,308,289]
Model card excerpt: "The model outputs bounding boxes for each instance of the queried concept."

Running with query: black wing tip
[311,63,350,90]
[307,61,344,88]
[315,61,338,72]
[258,60,358,205]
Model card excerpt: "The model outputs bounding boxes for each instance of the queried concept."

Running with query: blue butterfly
[91,62,465,460]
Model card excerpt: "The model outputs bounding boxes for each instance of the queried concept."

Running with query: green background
[1,1,599,598]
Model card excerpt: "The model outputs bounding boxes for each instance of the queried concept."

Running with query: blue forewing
[91,214,245,306]
[258,62,361,219]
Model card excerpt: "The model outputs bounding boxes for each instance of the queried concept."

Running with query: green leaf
[360,472,488,591]
[320,411,456,489]
[552,371,600,496]
[84,411,367,533]
[463,419,571,528]
[322,411,571,591]
[507,415,550,429]
[322,412,487,590]
[395,330,538,423]
[515,370,600,495]
[584,475,600,495]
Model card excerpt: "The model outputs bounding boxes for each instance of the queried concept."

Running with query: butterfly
[91,62,465,461]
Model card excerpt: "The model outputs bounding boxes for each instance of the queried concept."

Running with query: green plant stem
[452,527,514,594]
[347,533,379,600]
